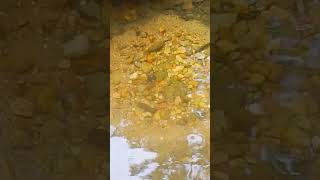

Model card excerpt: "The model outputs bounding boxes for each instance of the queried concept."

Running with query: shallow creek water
[110,2,210,179]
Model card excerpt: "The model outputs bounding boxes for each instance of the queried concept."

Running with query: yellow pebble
[159,26,166,33]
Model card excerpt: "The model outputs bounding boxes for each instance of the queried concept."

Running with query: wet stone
[10,98,34,117]
[58,59,71,69]
[63,34,90,58]
[79,1,101,20]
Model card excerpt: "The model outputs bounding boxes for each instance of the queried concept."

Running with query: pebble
[176,47,186,54]
[159,27,166,33]
[153,111,161,120]
[164,46,171,55]
[178,74,184,78]
[79,1,101,19]
[112,92,121,99]
[194,53,205,60]
[174,96,182,105]
[63,34,89,58]
[176,55,183,62]
[246,102,264,115]
[58,59,71,69]
[10,98,34,117]
[129,72,138,80]
[173,65,184,72]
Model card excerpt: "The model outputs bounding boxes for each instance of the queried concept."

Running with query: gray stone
[246,102,264,115]
[79,1,101,19]
[63,34,89,58]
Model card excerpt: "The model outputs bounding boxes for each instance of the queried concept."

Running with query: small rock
[159,26,166,33]
[174,96,182,105]
[173,65,184,72]
[58,59,71,69]
[153,110,161,120]
[129,72,138,80]
[164,46,170,55]
[176,47,186,54]
[246,102,264,115]
[137,102,156,113]
[63,34,90,58]
[10,98,34,117]
[79,1,101,19]
[176,55,183,62]
[141,63,152,73]
[112,92,120,99]
[194,53,205,60]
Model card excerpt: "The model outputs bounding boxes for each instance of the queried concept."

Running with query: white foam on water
[110,133,159,180]
[110,125,116,136]
[187,133,203,149]
[184,164,210,180]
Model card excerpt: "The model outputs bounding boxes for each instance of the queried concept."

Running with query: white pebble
[129,72,138,80]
